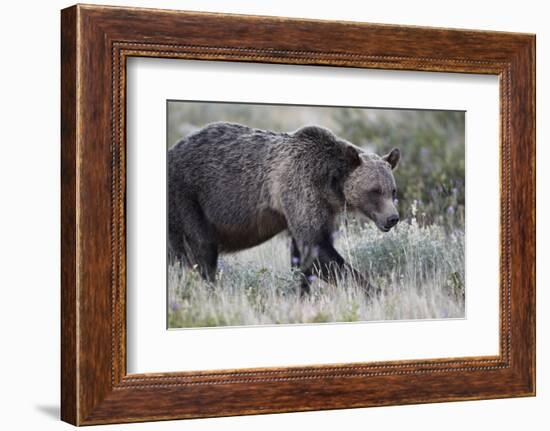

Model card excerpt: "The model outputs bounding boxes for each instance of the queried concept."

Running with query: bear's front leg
[290,238,311,295]
[295,234,377,298]
[284,198,376,297]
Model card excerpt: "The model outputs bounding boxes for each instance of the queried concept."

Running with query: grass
[168,209,465,328]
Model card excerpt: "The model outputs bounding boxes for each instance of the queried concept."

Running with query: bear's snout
[384,214,399,230]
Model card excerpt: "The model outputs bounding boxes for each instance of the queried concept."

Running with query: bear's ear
[383,148,400,170]
[344,145,361,170]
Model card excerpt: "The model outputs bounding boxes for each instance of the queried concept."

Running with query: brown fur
[168,122,400,294]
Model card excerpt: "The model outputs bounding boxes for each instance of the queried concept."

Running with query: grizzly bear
[168,122,400,295]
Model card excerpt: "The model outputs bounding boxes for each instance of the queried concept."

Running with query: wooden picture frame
[61,4,535,425]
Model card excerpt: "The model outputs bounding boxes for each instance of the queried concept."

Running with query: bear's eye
[369,188,382,195]
[392,189,397,199]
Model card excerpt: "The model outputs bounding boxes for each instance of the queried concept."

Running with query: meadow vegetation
[168,205,465,328]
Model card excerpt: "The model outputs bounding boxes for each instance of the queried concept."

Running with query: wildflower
[447,206,455,215]
[411,200,418,217]
[170,301,182,312]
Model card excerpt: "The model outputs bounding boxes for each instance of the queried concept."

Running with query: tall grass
[168,207,465,328]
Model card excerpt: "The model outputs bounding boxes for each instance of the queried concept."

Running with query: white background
[0,0,547,430]
[127,59,499,373]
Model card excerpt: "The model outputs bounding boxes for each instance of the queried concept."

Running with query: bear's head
[343,148,401,232]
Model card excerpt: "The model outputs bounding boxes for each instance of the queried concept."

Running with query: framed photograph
[61,4,535,425]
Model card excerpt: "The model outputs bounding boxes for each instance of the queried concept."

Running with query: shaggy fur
[168,122,400,294]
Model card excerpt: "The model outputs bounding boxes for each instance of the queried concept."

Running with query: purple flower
[291,256,300,265]
[447,206,455,215]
